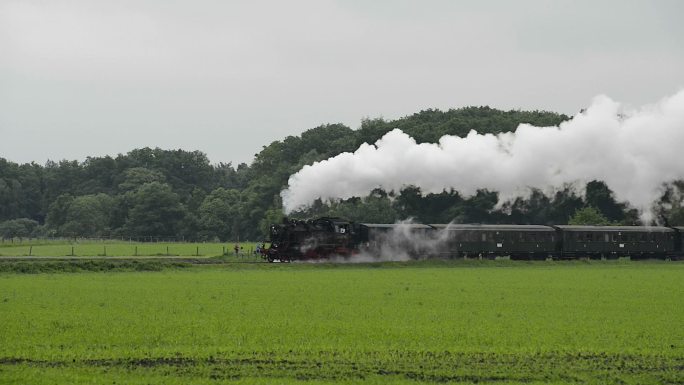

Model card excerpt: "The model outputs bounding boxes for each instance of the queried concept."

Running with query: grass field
[0,241,263,258]
[0,260,682,384]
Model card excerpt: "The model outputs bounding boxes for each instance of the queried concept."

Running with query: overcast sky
[1,0,683,166]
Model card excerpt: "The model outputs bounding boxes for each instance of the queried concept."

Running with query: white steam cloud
[282,91,684,218]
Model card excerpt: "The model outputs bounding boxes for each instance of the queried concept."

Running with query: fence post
[135,246,138,257]
[103,246,107,257]
[71,246,74,257]
[29,246,32,257]
[196,246,199,256]
[166,246,169,256]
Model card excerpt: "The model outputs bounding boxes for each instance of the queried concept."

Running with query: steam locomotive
[264,217,684,262]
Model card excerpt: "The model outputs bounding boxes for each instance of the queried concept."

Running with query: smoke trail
[282,90,684,219]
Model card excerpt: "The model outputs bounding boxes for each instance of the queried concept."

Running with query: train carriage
[430,224,557,260]
[553,225,676,259]
[356,223,434,258]
[671,227,684,259]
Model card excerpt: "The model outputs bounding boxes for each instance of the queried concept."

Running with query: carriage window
[611,233,617,242]
[482,233,487,242]
[585,233,593,241]
[604,234,610,242]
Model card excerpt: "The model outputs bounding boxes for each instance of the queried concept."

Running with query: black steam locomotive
[264,217,684,262]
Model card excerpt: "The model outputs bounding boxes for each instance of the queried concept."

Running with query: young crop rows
[0,261,682,384]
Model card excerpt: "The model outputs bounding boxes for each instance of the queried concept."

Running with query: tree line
[2,106,683,241]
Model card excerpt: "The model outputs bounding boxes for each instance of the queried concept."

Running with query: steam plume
[282,91,684,218]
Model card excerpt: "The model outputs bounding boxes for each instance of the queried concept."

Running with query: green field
[0,261,682,384]
[0,241,263,258]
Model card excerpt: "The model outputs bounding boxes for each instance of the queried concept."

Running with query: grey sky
[1,0,683,166]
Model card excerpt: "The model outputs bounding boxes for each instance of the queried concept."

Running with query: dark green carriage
[430,224,557,259]
[553,225,676,259]
[674,227,684,259]
[356,223,434,258]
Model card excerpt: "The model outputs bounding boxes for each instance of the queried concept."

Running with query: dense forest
[2,106,683,241]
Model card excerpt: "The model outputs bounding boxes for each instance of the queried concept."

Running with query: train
[263,217,684,262]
